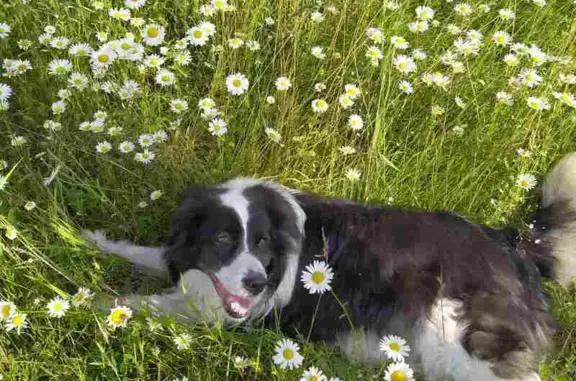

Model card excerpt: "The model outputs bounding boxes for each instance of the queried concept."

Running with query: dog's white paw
[81,229,108,249]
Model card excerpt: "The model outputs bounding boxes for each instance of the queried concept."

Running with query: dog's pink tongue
[209,273,252,309]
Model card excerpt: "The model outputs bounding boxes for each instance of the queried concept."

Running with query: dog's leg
[82,229,168,279]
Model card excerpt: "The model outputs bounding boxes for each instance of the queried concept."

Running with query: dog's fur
[82,153,576,381]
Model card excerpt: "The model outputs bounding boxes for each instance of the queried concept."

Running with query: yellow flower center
[497,36,505,43]
[1,305,11,318]
[312,271,325,284]
[390,342,401,352]
[282,348,294,360]
[18,64,26,71]
[13,314,24,327]
[111,310,127,325]
[317,100,326,108]
[98,54,109,63]
[121,42,131,50]
[347,89,356,96]
[56,67,66,73]
[399,62,408,70]
[391,370,407,381]
[521,180,529,187]
[193,30,202,38]
[310,377,318,381]
[53,303,62,311]
[232,79,242,87]
[147,28,159,38]
[161,75,170,82]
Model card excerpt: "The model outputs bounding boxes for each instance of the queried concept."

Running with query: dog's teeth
[229,302,247,316]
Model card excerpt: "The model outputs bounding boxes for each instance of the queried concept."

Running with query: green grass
[1,0,576,379]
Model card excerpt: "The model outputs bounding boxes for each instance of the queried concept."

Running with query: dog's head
[164,178,305,323]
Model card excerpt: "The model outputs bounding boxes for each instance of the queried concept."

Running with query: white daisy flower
[390,36,409,50]
[300,366,327,381]
[408,20,429,34]
[125,0,147,9]
[339,145,356,155]
[416,6,435,20]
[142,24,165,46]
[170,99,189,113]
[0,174,7,190]
[496,91,514,106]
[211,0,228,11]
[228,38,244,49]
[493,31,512,46]
[519,68,542,88]
[150,190,163,201]
[366,27,384,43]
[366,46,383,64]
[68,72,89,90]
[532,0,547,7]
[71,287,95,307]
[455,96,466,109]
[225,73,249,95]
[51,100,66,115]
[46,296,70,318]
[187,27,209,46]
[517,174,537,190]
[0,23,11,39]
[272,339,304,370]
[91,47,117,68]
[301,260,334,294]
[68,42,88,55]
[198,97,216,111]
[528,45,547,66]
[398,80,413,95]
[155,69,176,86]
[50,36,70,50]
[553,92,576,109]
[4,225,17,240]
[275,76,292,91]
[130,17,146,27]
[24,201,36,211]
[265,127,282,144]
[107,305,133,329]
[503,54,519,67]
[96,141,112,153]
[233,355,249,370]
[384,362,415,381]
[311,98,329,113]
[266,96,276,104]
[393,55,416,75]
[0,84,12,102]
[174,51,192,66]
[526,96,550,111]
[174,333,192,350]
[311,46,326,60]
[314,83,327,92]
[498,8,515,20]
[246,40,261,51]
[199,21,216,36]
[11,136,26,146]
[48,59,73,75]
[209,118,228,136]
[5,312,28,334]
[138,134,154,148]
[0,301,16,321]
[109,8,131,21]
[379,335,411,361]
[344,84,361,99]
[345,168,361,181]
[411,49,427,61]
[118,141,135,153]
[339,94,354,109]
[348,114,364,131]
[454,3,473,16]
[310,11,324,23]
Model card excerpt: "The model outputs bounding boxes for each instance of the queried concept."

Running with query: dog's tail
[522,153,576,287]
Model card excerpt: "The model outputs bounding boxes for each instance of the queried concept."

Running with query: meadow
[1,0,576,379]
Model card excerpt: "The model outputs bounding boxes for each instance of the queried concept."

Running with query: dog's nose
[242,271,267,296]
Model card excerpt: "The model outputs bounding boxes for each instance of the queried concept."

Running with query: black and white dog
[82,153,576,381]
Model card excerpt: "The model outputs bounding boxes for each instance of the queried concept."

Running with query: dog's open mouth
[208,273,252,319]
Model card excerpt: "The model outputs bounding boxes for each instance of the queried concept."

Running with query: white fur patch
[415,298,501,381]
[542,153,576,286]
[81,229,168,278]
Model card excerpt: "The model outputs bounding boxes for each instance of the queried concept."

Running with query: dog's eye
[214,232,232,245]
